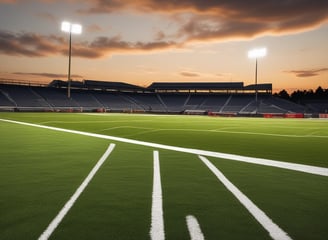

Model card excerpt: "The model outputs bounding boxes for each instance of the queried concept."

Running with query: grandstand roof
[148,82,244,91]
[244,83,272,91]
[83,80,145,91]
[48,80,85,88]
[48,79,145,91]
[47,80,272,93]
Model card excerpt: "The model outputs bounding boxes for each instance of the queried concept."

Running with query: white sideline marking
[38,144,116,240]
[123,127,328,139]
[1,118,327,177]
[150,151,165,240]
[199,155,292,240]
[186,215,205,240]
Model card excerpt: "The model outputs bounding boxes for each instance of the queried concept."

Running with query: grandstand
[0,79,318,116]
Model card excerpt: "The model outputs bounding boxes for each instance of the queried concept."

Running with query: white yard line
[99,126,154,132]
[1,118,327,176]
[144,128,328,139]
[38,143,116,240]
[198,155,292,240]
[186,215,205,240]
[150,151,165,240]
[210,129,328,138]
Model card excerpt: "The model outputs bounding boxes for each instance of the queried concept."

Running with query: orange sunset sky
[0,0,327,93]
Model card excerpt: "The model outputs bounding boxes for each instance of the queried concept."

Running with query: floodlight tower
[248,48,267,113]
[61,21,82,98]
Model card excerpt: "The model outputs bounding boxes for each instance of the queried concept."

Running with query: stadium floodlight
[248,48,267,59]
[248,47,267,114]
[61,21,82,98]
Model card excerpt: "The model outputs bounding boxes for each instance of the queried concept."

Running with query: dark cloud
[0,30,180,58]
[13,72,83,79]
[35,12,57,22]
[87,24,103,33]
[76,35,178,58]
[84,0,328,20]
[176,16,268,42]
[284,68,328,78]
[0,30,65,57]
[1,0,327,58]
[82,0,328,42]
[0,0,17,3]
[154,31,166,41]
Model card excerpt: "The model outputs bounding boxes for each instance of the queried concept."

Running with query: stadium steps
[219,95,232,112]
[240,100,256,114]
[156,94,168,112]
[183,94,191,107]
[29,88,53,108]
[119,93,149,111]
[0,89,17,107]
[89,93,106,108]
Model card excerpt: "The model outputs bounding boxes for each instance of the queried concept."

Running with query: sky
[0,0,327,93]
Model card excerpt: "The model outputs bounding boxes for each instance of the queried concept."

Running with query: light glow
[61,21,71,32]
[71,24,82,34]
[61,21,82,34]
[248,48,267,59]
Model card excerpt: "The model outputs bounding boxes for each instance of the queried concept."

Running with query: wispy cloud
[180,71,200,77]
[13,72,83,79]
[284,68,328,78]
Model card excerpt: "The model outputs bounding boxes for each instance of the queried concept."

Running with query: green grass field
[0,112,327,240]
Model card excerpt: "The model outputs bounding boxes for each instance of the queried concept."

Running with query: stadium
[1,79,326,117]
[0,79,327,240]
[1,1,328,239]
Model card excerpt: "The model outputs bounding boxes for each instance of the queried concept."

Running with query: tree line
[274,86,328,103]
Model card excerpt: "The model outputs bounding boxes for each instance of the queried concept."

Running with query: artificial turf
[1,112,327,166]
[0,112,327,239]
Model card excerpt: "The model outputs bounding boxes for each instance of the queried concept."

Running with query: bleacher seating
[33,87,80,108]
[0,81,314,114]
[0,84,49,108]
[125,93,165,112]
[70,90,104,109]
[158,93,188,112]
[221,95,254,113]
[197,95,230,112]
[261,96,305,113]
[0,90,15,107]
[306,103,328,113]
[92,91,140,111]
[184,94,207,110]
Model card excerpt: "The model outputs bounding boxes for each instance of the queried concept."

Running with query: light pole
[61,21,82,98]
[248,47,267,114]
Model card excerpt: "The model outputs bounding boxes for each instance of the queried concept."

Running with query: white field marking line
[210,129,328,138]
[39,120,152,125]
[38,143,116,240]
[100,126,328,139]
[99,126,155,132]
[124,129,162,137]
[80,113,189,118]
[93,123,328,139]
[150,151,165,240]
[148,128,328,139]
[198,155,292,240]
[1,118,327,177]
[36,122,328,139]
[186,215,205,240]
